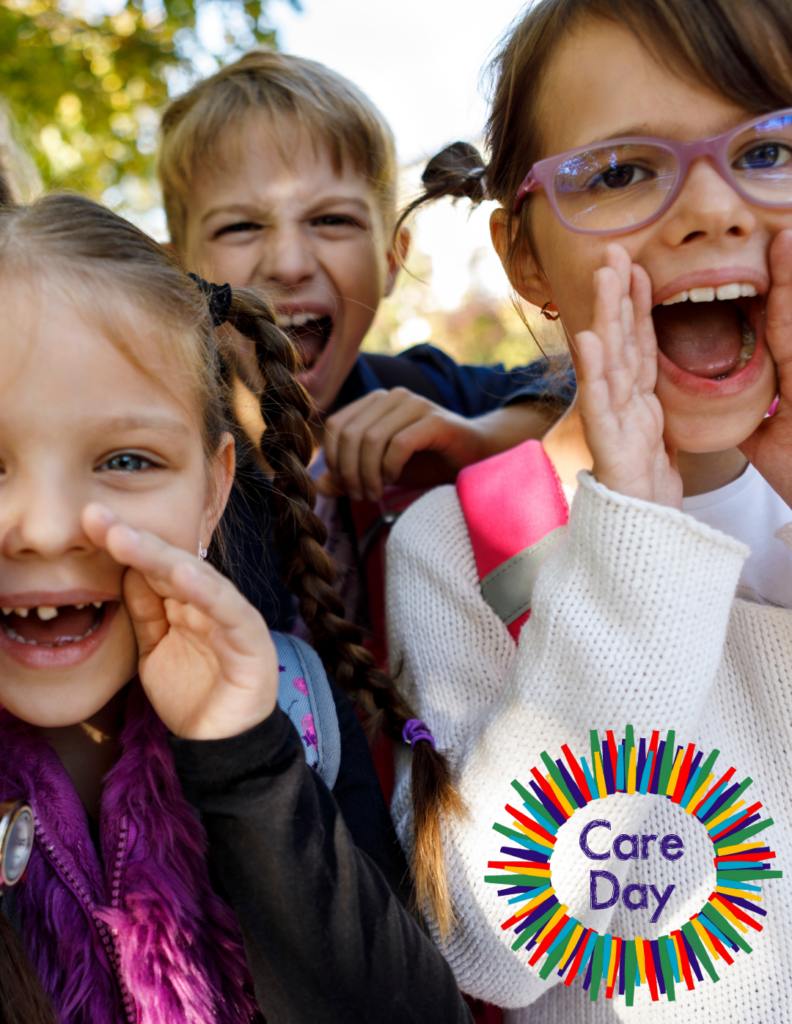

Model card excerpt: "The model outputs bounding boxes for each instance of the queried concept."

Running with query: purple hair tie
[402,718,436,749]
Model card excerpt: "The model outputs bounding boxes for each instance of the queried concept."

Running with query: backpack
[456,439,569,641]
[273,632,340,790]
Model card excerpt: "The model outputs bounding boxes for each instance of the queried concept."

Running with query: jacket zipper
[35,814,137,1024]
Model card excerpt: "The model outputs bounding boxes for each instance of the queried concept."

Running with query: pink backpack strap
[456,439,569,642]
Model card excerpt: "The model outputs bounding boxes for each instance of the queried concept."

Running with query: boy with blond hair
[158,50,574,630]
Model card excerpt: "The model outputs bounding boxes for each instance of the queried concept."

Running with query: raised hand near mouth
[738,229,792,507]
[574,244,683,508]
[82,504,279,741]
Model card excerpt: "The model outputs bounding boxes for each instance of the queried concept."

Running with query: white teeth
[36,606,58,621]
[75,604,85,610]
[661,282,758,305]
[275,312,320,329]
[14,608,28,618]
[1,608,9,616]
[662,290,689,305]
[92,601,102,609]
[716,283,742,301]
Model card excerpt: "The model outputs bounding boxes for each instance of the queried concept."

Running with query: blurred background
[0,0,563,366]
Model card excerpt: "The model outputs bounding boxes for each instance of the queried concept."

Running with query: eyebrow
[580,114,747,149]
[84,415,191,439]
[201,196,373,225]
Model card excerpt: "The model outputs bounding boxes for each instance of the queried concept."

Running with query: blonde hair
[158,50,398,249]
[0,99,41,207]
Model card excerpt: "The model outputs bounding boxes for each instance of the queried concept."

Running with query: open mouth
[0,602,110,648]
[276,313,333,371]
[652,283,761,381]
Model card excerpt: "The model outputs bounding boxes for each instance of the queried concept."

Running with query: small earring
[541,301,561,321]
[198,541,208,561]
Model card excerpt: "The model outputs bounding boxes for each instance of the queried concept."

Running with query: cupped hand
[318,388,484,501]
[738,229,792,505]
[574,244,682,508]
[82,504,279,740]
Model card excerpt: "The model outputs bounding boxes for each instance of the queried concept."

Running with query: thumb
[121,567,169,660]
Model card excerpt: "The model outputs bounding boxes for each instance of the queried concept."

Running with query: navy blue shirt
[336,344,576,415]
[221,349,575,630]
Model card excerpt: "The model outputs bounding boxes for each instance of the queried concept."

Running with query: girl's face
[498,18,787,452]
[0,287,231,728]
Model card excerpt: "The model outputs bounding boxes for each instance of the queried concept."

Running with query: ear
[384,227,411,297]
[203,432,236,540]
[490,208,558,315]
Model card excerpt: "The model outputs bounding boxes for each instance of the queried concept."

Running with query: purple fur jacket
[0,683,258,1024]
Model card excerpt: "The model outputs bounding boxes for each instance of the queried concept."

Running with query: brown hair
[399,0,792,276]
[0,187,461,999]
[158,49,398,251]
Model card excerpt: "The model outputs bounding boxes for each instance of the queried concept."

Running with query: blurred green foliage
[0,0,291,209]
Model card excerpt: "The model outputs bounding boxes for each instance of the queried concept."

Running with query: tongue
[653,302,743,378]
[9,606,99,645]
[290,324,328,371]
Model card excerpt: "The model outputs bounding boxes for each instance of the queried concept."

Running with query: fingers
[379,411,462,485]
[323,389,441,501]
[82,504,265,657]
[631,263,659,394]
[122,568,170,659]
[766,229,792,376]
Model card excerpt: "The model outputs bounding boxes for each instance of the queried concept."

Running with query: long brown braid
[218,288,464,935]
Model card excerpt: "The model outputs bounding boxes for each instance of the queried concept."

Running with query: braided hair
[214,288,465,936]
[0,197,462,1019]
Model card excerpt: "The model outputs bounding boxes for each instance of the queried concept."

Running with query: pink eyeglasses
[514,108,792,235]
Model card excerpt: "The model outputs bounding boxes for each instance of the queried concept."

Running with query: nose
[661,156,757,246]
[257,223,318,290]
[1,471,93,562]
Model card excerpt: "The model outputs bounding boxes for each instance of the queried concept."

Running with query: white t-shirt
[682,461,792,608]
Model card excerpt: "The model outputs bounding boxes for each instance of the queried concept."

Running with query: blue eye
[99,453,154,472]
[734,142,792,171]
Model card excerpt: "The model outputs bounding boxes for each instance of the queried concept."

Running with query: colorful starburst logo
[485,727,782,1004]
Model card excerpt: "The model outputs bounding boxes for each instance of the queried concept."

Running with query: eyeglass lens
[553,113,792,232]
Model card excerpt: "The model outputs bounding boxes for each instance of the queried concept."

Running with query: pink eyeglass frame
[513,107,792,234]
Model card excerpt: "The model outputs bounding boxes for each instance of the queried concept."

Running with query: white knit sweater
[386,472,792,1023]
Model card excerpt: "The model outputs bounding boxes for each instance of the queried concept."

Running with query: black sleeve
[326,676,413,908]
[171,710,472,1024]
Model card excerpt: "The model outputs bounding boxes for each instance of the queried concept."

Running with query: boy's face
[182,118,399,413]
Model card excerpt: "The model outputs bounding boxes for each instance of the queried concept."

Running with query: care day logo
[485,727,782,1005]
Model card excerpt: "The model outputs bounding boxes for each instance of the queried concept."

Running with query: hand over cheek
[574,245,682,508]
[82,503,279,740]
[738,230,792,505]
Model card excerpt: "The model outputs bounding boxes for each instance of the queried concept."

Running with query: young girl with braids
[0,193,470,1024]
[387,0,792,1019]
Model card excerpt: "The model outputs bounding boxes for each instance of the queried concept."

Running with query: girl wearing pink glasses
[386,0,792,1019]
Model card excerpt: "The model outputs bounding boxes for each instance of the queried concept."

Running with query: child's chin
[664,403,772,454]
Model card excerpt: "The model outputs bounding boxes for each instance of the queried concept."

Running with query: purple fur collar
[0,684,257,1024]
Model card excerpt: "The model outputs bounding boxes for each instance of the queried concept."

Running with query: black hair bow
[188,273,233,328]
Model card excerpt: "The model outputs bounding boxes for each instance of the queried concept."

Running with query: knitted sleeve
[386,471,748,1007]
